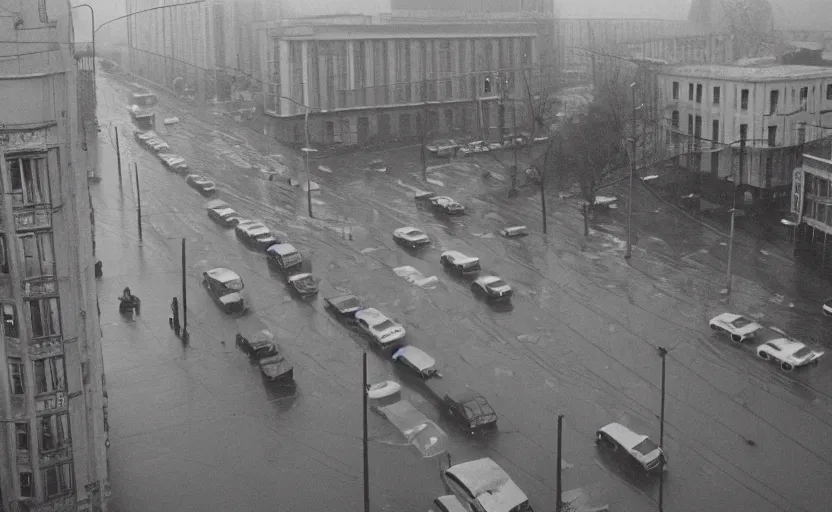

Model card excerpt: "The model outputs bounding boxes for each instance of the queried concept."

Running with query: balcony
[35,391,68,414]
[10,395,25,417]
[29,335,63,358]
[13,205,52,231]
[23,276,59,298]
[39,445,73,466]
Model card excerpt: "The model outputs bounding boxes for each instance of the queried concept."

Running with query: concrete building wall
[0,1,109,511]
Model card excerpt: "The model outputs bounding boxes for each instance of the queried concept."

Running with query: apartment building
[0,1,109,510]
[256,16,538,145]
[791,147,832,271]
[658,64,832,205]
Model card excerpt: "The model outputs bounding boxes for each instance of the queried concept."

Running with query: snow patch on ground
[318,165,332,173]
[360,247,379,254]
[426,178,445,187]
[396,180,428,194]
[590,229,627,252]
[393,266,439,288]
[472,232,495,239]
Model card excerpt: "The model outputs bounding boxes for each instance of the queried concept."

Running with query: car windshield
[406,230,424,237]
[373,319,396,331]
[793,347,812,358]
[223,278,243,291]
[730,317,754,328]
[335,297,360,310]
[487,280,508,288]
[632,438,660,456]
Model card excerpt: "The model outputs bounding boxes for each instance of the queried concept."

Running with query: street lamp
[72,4,96,111]
[657,346,668,512]
[723,138,746,296]
[300,109,317,222]
[626,82,643,260]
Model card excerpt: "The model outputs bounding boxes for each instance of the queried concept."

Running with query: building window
[768,126,777,147]
[713,86,720,105]
[9,358,24,394]
[739,123,748,141]
[400,114,411,137]
[687,114,693,134]
[740,89,749,110]
[671,110,679,127]
[6,156,50,207]
[18,232,55,279]
[0,235,8,273]
[39,413,70,452]
[688,83,693,101]
[42,462,73,498]
[770,90,779,114]
[34,356,65,394]
[827,84,832,100]
[445,109,454,130]
[696,84,702,103]
[672,81,679,99]
[694,115,702,139]
[20,472,33,498]
[16,422,29,453]
[3,303,18,338]
[711,120,719,142]
[711,151,719,173]
[27,297,61,339]
[800,86,808,109]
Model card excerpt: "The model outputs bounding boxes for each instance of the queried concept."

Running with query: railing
[22,276,59,298]
[13,205,52,231]
[39,445,73,466]
[29,335,64,359]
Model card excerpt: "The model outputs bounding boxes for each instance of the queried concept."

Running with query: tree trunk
[582,203,589,236]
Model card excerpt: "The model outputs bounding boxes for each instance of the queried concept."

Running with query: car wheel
[758,351,770,360]
[709,323,718,330]
[781,361,794,371]
[731,334,743,343]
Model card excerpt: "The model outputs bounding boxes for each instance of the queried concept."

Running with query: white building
[658,64,832,205]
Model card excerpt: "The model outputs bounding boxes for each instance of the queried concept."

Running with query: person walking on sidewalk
[170,297,181,337]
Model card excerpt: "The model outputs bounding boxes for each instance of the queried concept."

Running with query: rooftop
[660,64,832,82]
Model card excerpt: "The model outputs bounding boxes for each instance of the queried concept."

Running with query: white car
[159,153,188,172]
[708,313,762,343]
[430,196,465,215]
[471,275,512,301]
[393,227,430,249]
[596,422,666,473]
[823,298,832,317]
[354,308,406,348]
[186,174,216,195]
[440,251,480,277]
[756,338,824,371]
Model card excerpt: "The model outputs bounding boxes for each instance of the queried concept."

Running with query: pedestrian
[170,297,180,336]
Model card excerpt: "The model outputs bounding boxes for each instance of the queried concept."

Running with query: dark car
[324,294,362,323]
[471,276,512,301]
[286,273,318,298]
[442,390,497,432]
[258,351,294,382]
[236,330,278,360]
[440,251,481,278]
[430,196,465,215]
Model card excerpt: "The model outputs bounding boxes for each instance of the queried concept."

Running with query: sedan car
[440,251,480,277]
[207,207,241,227]
[426,139,459,157]
[756,338,824,371]
[471,276,512,301]
[258,347,294,382]
[392,345,442,379]
[708,312,763,343]
[596,422,666,473]
[430,196,465,215]
[134,130,158,143]
[393,227,430,249]
[146,138,170,152]
[235,222,282,250]
[442,390,497,432]
[286,273,318,297]
[186,174,216,196]
[324,294,362,323]
[236,330,277,360]
[159,153,189,173]
[441,458,532,512]
[355,308,406,349]
[202,267,245,313]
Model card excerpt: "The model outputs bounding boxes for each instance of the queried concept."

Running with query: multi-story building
[0,1,109,510]
[657,64,832,206]
[255,15,539,145]
[791,146,832,271]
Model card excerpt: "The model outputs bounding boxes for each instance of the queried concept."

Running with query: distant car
[440,251,481,277]
[442,390,498,432]
[471,276,512,301]
[159,153,188,172]
[500,225,529,238]
[202,267,245,313]
[186,174,216,195]
[266,243,302,271]
[430,196,465,215]
[207,207,241,227]
[596,422,666,473]
[235,222,282,250]
[236,330,278,360]
[355,308,406,349]
[205,199,229,210]
[823,298,832,317]
[756,338,824,371]
[324,294,362,323]
[286,273,318,297]
[426,139,459,157]
[369,159,387,172]
[392,345,442,379]
[708,313,763,343]
[146,138,170,152]
[134,130,158,143]
[393,227,430,249]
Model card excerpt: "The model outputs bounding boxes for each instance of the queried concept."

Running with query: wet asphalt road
[94,72,832,512]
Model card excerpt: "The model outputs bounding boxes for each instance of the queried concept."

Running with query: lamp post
[626,82,643,260]
[724,138,746,296]
[657,346,668,512]
[72,4,96,84]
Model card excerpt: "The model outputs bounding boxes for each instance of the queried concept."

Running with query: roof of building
[270,21,539,40]
[660,64,832,82]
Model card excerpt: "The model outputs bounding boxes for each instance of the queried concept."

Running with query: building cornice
[0,70,69,80]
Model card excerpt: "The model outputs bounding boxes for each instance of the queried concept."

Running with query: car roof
[206,199,229,209]
[394,226,424,234]
[206,267,241,283]
[442,251,478,264]
[446,389,485,404]
[392,345,435,370]
[215,208,237,217]
[476,276,502,285]
[765,337,805,353]
[327,294,360,310]
[266,243,298,256]
[288,272,312,282]
[599,422,647,450]
[444,458,527,510]
[355,308,387,324]
[714,312,742,322]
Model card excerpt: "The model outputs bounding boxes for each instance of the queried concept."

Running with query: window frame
[713,86,720,105]
[0,234,8,274]
[15,422,29,453]
[770,90,779,114]
[712,119,720,142]
[827,84,832,101]
[27,297,62,339]
[9,357,24,395]
[2,302,19,338]
[17,231,56,280]
[34,356,66,395]
[688,83,694,101]
[740,89,749,110]
[20,471,34,498]
[672,81,679,100]
[4,155,51,207]
[41,462,73,498]
[767,126,777,147]
[696,84,702,103]
[39,412,71,453]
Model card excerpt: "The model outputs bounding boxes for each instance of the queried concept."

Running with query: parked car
[442,390,497,432]
[205,199,229,210]
[236,330,278,360]
[441,458,533,512]
[393,227,430,249]
[259,351,294,382]
[471,276,512,301]
[414,191,438,204]
[369,159,387,172]
[378,399,448,458]
[145,138,170,152]
[392,345,442,379]
[355,308,406,349]
[207,207,241,227]
[159,153,189,173]
[186,174,216,195]
[823,298,832,316]
[133,130,158,143]
[367,380,402,402]
[202,267,245,313]
[426,139,459,158]
[286,272,318,297]
[708,313,763,343]
[324,294,362,323]
[266,243,302,271]
[596,422,666,473]
[500,225,529,238]
[440,251,481,277]
[756,338,824,371]
[430,196,465,215]
[430,495,469,512]
[235,222,282,250]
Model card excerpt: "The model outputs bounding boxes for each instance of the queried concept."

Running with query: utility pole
[556,414,564,511]
[420,76,428,182]
[303,108,314,218]
[362,352,370,512]
[726,138,744,296]
[134,162,142,245]
[181,238,189,342]
[540,142,549,235]
[657,346,668,512]
[115,126,122,184]
[626,82,637,259]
